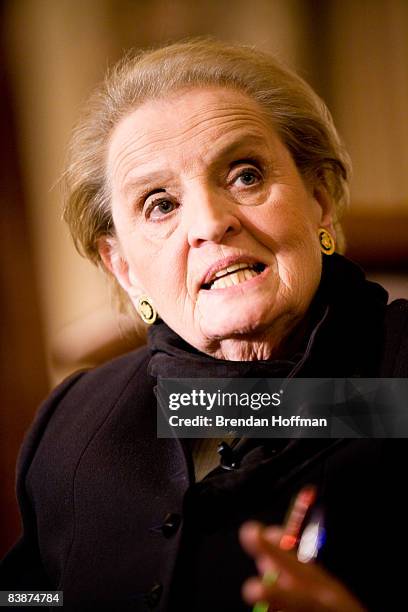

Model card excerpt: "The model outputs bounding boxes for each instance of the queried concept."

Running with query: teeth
[230,272,240,285]
[214,262,251,278]
[244,269,256,281]
[211,268,259,289]
[227,263,248,273]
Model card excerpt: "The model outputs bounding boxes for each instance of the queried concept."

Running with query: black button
[160,512,181,538]
[217,442,238,470]
[217,441,232,459]
[145,582,163,608]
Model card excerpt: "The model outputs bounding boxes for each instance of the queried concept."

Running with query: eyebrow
[121,132,270,195]
[212,132,269,159]
[122,171,172,196]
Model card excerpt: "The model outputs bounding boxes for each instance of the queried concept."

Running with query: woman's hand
[239,522,366,612]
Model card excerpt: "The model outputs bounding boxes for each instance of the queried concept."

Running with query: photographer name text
[167,414,328,428]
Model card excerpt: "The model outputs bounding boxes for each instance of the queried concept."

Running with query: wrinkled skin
[100,87,335,361]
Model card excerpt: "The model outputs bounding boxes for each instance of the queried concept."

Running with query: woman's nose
[187,189,242,248]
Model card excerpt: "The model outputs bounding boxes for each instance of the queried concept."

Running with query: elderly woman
[1,40,407,611]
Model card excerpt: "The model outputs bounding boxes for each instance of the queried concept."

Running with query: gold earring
[318,228,335,255]
[136,296,157,325]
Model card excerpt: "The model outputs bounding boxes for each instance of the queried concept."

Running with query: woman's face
[103,87,334,360]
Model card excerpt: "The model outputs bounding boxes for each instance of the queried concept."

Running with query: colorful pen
[252,485,321,612]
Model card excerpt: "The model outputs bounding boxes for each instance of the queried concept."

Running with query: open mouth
[201,262,267,290]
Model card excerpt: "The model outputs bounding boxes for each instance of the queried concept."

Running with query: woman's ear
[313,185,336,238]
[98,237,140,297]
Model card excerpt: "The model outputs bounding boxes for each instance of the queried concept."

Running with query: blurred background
[1,0,407,556]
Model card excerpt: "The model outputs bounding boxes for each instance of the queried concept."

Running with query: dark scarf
[147,254,389,380]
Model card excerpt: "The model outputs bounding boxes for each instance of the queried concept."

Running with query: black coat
[1,255,408,611]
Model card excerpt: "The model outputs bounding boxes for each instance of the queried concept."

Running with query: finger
[242,575,310,611]
[243,566,367,612]
[241,524,367,612]
[241,576,267,602]
[239,521,265,557]
[239,523,284,557]
[257,553,280,576]
[239,524,285,585]
[240,521,309,576]
[262,526,284,545]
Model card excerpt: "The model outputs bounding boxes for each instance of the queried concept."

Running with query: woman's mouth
[201,262,267,290]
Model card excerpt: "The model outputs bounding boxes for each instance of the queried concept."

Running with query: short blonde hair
[63,38,351,301]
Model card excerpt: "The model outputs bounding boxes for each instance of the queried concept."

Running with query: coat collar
[147,254,388,379]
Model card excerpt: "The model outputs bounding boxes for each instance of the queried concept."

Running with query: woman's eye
[146,198,177,219]
[233,168,262,187]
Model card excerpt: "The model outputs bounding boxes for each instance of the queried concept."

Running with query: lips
[200,258,266,290]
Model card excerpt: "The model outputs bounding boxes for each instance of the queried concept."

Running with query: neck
[201,313,311,362]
